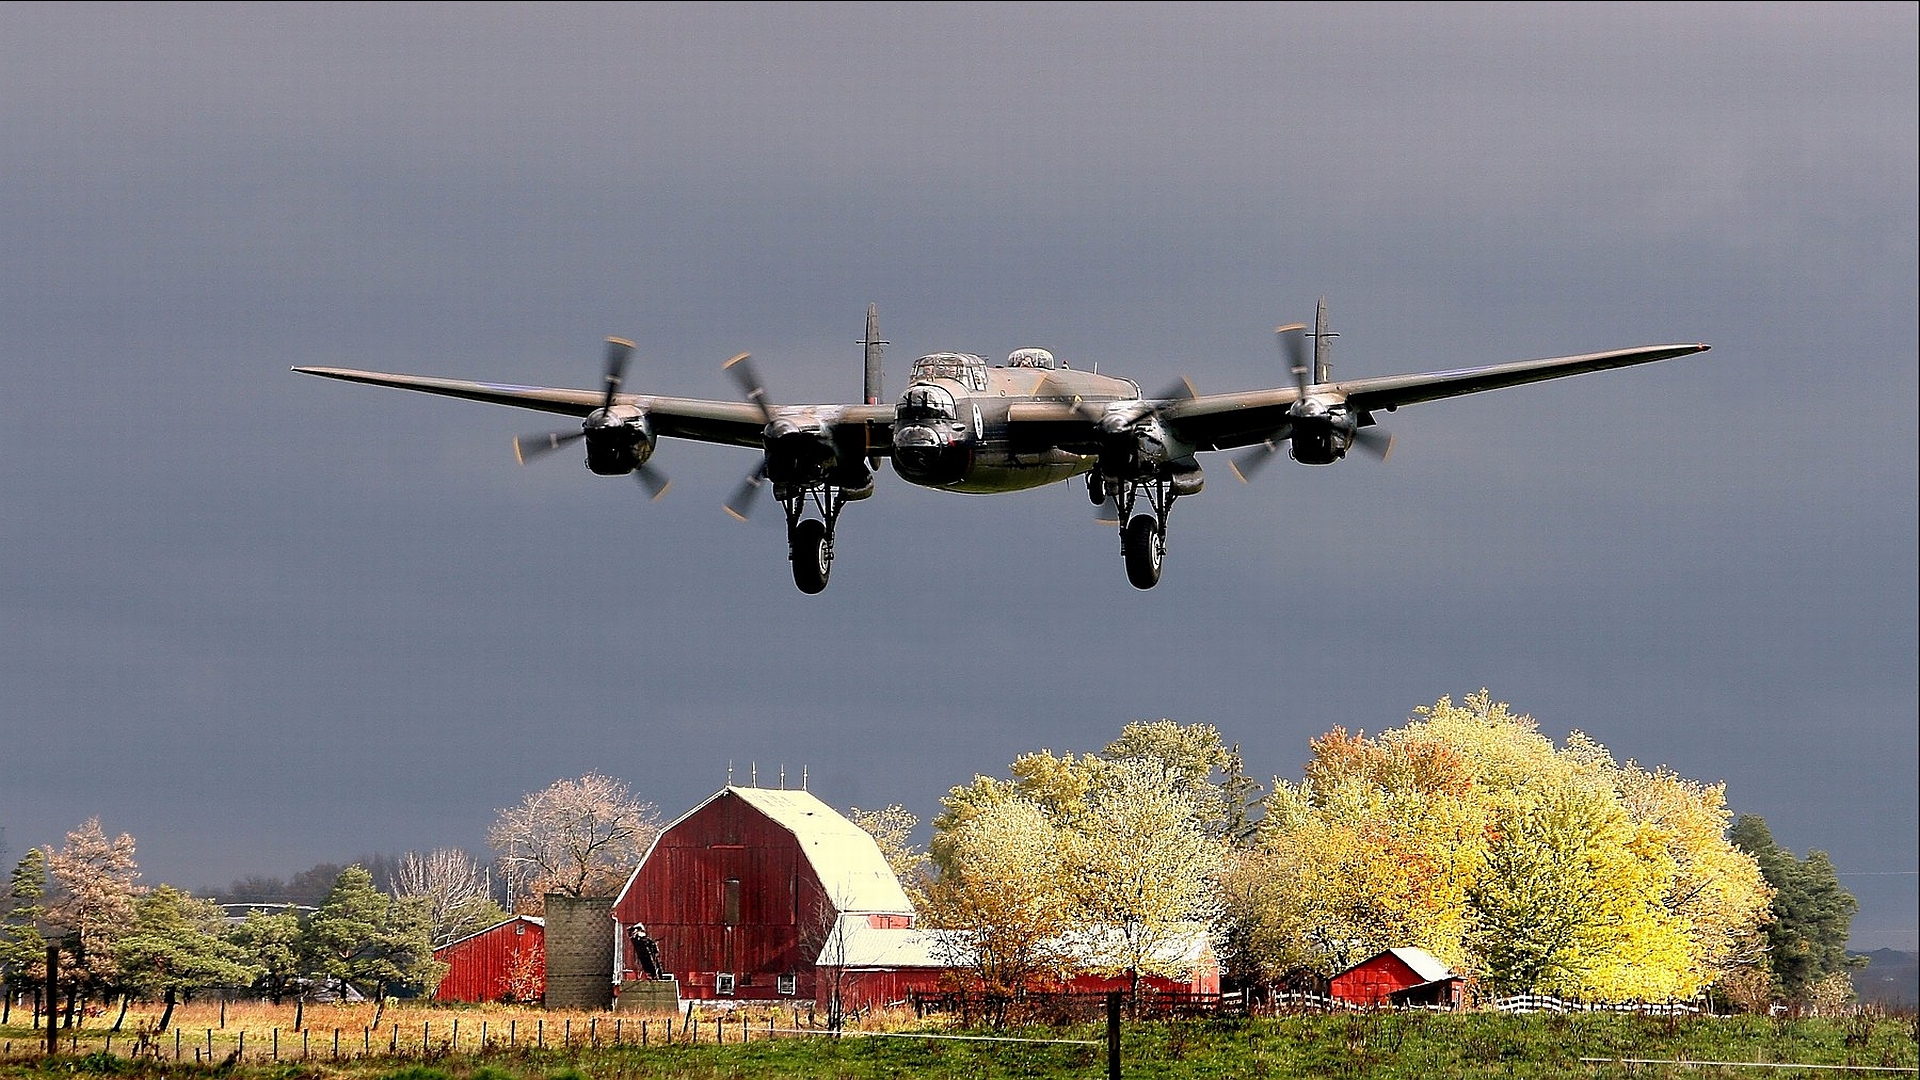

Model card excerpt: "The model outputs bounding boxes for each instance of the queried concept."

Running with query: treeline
[902,693,1860,1011]
[0,838,506,1033]
[0,692,1865,1019]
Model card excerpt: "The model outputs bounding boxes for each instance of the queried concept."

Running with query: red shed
[1329,947,1461,1008]
[612,786,914,1003]
[432,916,545,1003]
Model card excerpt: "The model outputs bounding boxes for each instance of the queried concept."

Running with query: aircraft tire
[1122,514,1163,589]
[791,518,831,594]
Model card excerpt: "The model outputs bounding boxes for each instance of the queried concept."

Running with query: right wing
[1160,343,1710,453]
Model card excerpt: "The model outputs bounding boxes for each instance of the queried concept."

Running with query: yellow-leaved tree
[1224,692,1770,1002]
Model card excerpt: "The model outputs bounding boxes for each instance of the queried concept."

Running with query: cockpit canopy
[909,352,989,392]
[1005,348,1056,369]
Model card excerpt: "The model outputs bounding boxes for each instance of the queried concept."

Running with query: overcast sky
[3,3,1914,950]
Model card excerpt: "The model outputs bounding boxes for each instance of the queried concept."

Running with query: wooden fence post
[1107,990,1121,1080]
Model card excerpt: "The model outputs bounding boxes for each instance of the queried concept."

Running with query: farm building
[431,915,544,1003]
[1329,947,1462,1008]
[611,785,916,1004]
[1060,926,1221,996]
[814,914,956,1011]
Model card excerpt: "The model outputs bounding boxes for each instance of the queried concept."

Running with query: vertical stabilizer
[1313,296,1336,384]
[860,304,888,405]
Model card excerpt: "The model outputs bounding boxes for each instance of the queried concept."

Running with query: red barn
[432,916,545,1003]
[1329,947,1461,1008]
[612,785,915,1004]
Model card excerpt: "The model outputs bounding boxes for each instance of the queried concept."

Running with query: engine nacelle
[1287,397,1354,466]
[582,405,656,476]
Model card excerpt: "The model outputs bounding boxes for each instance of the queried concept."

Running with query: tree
[849,805,931,909]
[0,849,49,1024]
[1730,814,1863,1007]
[392,848,506,947]
[300,865,443,1024]
[114,886,257,1032]
[229,906,304,1004]
[1100,720,1263,845]
[487,773,661,907]
[922,798,1075,996]
[1223,694,1770,1002]
[45,819,143,1018]
[928,727,1231,999]
[1062,758,1224,999]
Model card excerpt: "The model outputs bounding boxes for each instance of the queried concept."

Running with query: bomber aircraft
[295,300,1708,593]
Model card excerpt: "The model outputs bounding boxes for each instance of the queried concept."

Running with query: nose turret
[891,382,969,485]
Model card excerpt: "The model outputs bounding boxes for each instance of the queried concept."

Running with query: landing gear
[1110,477,1175,590]
[782,484,848,594]
[790,518,830,593]
[1122,514,1164,589]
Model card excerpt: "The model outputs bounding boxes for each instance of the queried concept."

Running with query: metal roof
[1380,947,1454,984]
[724,786,914,913]
[815,916,960,969]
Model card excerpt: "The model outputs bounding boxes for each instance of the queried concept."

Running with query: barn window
[777,973,797,996]
[723,878,741,926]
[716,972,736,996]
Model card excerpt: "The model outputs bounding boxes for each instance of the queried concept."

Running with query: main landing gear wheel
[1122,514,1164,590]
[790,517,832,594]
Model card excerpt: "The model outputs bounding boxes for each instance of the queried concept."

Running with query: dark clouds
[2,3,1914,948]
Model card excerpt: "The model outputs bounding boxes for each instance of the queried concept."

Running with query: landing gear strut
[782,484,847,594]
[1110,477,1175,589]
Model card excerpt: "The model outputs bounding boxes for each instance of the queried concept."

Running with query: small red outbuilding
[1329,947,1461,1008]
[432,915,545,1003]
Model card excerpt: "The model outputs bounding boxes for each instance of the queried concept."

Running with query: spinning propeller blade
[723,462,768,521]
[513,337,671,500]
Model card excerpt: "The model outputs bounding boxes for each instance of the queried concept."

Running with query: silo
[541,894,614,1010]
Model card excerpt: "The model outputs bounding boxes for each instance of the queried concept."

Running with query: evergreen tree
[0,849,50,1024]
[300,865,442,1023]
[1730,814,1863,1005]
[114,887,258,1032]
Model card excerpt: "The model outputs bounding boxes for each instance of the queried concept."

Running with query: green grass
[3,1011,1915,1079]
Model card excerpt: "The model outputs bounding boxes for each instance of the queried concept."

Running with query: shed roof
[1340,947,1454,985]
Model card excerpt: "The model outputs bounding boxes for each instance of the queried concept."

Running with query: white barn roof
[724,786,914,913]
[620,785,914,916]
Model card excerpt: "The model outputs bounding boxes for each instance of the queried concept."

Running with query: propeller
[721,352,776,520]
[1231,321,1391,480]
[512,337,670,499]
[1065,378,1197,525]
[723,461,769,521]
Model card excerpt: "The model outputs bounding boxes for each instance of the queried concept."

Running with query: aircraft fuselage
[890,351,1137,494]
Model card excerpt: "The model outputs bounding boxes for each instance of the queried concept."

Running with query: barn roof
[621,785,914,916]
[432,915,543,955]
[1340,946,1454,985]
[726,786,915,913]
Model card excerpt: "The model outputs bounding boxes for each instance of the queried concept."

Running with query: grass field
[2,999,1915,1079]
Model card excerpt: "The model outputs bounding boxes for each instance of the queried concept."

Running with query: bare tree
[487,774,661,906]
[393,849,506,946]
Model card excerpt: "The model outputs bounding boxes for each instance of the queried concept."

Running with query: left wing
[291,366,891,450]
[1160,343,1710,452]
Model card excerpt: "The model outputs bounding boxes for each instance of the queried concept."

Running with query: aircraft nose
[892,424,963,483]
